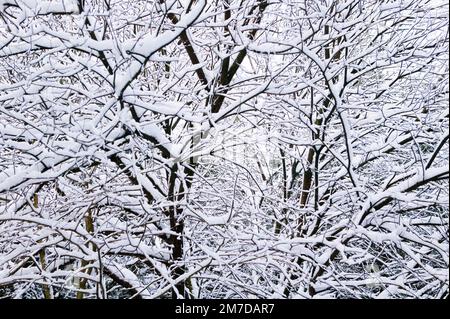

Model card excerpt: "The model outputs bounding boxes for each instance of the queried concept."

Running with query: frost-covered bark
[0,0,448,299]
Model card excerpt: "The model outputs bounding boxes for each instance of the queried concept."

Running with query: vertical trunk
[167,165,189,298]
[76,209,95,299]
[290,3,339,297]
[297,1,339,234]
[34,194,52,299]
[169,208,186,298]
[297,115,322,236]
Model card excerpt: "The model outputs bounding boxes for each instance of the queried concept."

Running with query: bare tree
[0,0,448,299]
